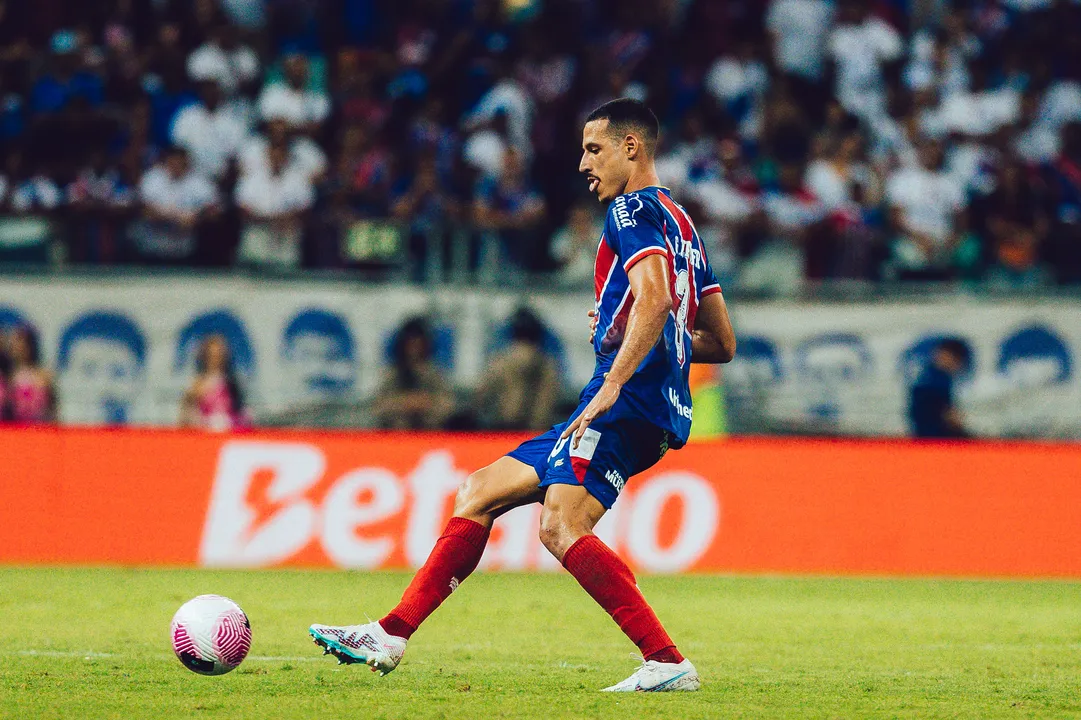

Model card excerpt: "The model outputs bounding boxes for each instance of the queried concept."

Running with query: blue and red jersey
[586,186,722,447]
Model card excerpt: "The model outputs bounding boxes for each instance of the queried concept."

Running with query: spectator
[240,118,327,182]
[132,146,220,264]
[908,338,970,438]
[766,0,834,82]
[170,80,250,180]
[742,162,828,294]
[550,202,603,288]
[30,30,104,115]
[372,317,454,430]
[704,39,770,142]
[64,150,136,264]
[827,0,903,121]
[335,122,393,215]
[334,48,390,130]
[462,64,535,167]
[392,152,464,271]
[805,119,881,211]
[258,52,330,134]
[5,152,62,214]
[7,324,55,424]
[1046,123,1081,284]
[475,308,560,431]
[885,139,968,279]
[473,148,546,271]
[971,159,1051,286]
[186,23,260,98]
[235,143,316,268]
[180,334,249,431]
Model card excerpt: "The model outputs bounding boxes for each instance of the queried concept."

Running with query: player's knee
[538,506,578,561]
[453,470,495,520]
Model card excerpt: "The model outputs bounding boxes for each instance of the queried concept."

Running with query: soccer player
[310,98,736,692]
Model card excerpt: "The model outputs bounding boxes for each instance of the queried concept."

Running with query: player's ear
[625,134,640,160]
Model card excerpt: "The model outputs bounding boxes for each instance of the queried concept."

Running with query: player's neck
[622,165,661,196]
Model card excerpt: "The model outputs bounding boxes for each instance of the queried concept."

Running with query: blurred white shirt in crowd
[463,130,508,179]
[464,79,534,164]
[235,167,315,268]
[705,56,769,140]
[137,166,218,258]
[1013,124,1061,164]
[1038,81,1081,129]
[9,176,62,212]
[829,17,903,120]
[904,31,972,98]
[805,160,874,210]
[187,42,260,96]
[766,0,834,79]
[258,83,331,127]
[139,167,217,215]
[239,135,327,180]
[939,87,1019,136]
[170,103,250,179]
[886,164,965,245]
[235,167,315,218]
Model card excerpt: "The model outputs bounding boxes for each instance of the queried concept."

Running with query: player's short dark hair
[586,98,659,148]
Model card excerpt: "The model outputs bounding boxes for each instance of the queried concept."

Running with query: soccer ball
[170,594,252,675]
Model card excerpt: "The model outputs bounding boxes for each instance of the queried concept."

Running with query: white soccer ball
[170,594,252,675]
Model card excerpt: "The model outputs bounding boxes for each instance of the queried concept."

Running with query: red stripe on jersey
[701,283,722,297]
[623,246,668,273]
[656,191,701,331]
[594,234,617,302]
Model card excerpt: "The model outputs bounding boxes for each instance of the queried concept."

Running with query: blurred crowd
[0,307,568,432]
[0,0,1078,289]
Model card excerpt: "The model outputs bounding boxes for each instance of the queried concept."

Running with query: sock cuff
[561,533,601,570]
[443,516,490,551]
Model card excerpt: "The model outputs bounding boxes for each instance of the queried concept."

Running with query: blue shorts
[507,413,672,509]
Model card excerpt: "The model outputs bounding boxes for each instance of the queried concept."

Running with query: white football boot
[309,621,407,676]
[602,658,701,692]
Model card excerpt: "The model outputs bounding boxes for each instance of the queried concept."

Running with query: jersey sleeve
[700,252,723,298]
[609,193,668,273]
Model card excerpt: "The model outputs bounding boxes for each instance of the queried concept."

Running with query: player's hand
[561,377,621,449]
[587,309,598,343]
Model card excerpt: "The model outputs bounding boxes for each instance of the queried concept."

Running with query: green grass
[1,569,1080,719]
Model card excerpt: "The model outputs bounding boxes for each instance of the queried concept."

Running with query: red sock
[562,535,685,664]
[379,517,489,640]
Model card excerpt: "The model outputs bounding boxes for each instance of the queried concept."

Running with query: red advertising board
[1,427,1078,577]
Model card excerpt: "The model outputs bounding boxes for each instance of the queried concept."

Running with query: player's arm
[562,254,670,447]
[604,254,671,385]
[691,291,736,363]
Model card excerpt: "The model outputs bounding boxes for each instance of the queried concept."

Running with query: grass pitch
[1,568,1079,719]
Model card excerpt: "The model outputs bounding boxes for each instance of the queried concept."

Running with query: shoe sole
[309,630,395,676]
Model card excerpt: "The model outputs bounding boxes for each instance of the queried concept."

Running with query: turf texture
[1,568,1079,719]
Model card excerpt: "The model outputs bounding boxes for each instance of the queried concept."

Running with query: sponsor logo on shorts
[659,434,670,459]
[449,577,460,593]
[605,468,626,491]
[668,388,693,421]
